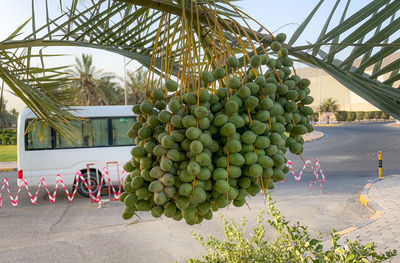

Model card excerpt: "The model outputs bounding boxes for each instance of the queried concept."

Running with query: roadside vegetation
[319,98,339,124]
[0,101,18,129]
[0,129,16,145]
[318,98,391,124]
[0,145,17,162]
[334,111,390,123]
[186,195,397,263]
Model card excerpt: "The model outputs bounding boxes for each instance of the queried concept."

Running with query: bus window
[83,118,109,147]
[112,118,135,146]
[25,120,52,150]
[56,120,84,148]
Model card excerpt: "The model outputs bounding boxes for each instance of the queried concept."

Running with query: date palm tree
[319,98,339,124]
[10,108,18,118]
[126,68,147,105]
[0,0,399,135]
[65,54,124,106]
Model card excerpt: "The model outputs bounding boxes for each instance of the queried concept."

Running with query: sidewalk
[303,130,324,142]
[341,175,400,262]
[0,162,17,172]
[314,123,343,127]
[386,122,400,128]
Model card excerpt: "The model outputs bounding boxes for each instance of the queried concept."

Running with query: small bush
[347,112,356,122]
[356,111,365,121]
[311,112,319,122]
[1,135,9,145]
[365,112,375,120]
[186,194,397,263]
[10,137,17,145]
[382,112,390,120]
[335,111,348,122]
[0,129,16,136]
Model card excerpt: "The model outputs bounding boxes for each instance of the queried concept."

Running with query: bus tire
[77,170,103,198]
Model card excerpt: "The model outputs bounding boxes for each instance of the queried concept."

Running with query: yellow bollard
[378,151,383,179]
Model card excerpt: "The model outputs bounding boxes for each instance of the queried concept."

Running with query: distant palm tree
[0,101,16,128]
[10,108,18,117]
[96,76,125,105]
[126,68,150,105]
[319,98,339,124]
[65,54,124,106]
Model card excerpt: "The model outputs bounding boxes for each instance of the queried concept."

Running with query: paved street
[0,123,399,262]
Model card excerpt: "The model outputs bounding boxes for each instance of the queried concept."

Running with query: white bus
[17,106,135,197]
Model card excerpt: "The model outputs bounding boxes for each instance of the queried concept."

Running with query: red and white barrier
[0,167,125,207]
[285,158,326,189]
[0,160,326,207]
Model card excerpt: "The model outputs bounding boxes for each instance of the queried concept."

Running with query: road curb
[304,132,325,143]
[386,123,400,128]
[314,124,342,127]
[336,178,384,236]
[0,168,17,172]
[306,133,325,142]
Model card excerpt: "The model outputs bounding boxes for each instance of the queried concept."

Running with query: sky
[0,0,370,113]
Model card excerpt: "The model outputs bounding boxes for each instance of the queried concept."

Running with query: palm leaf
[1,0,400,132]
[287,0,324,46]
[286,0,400,119]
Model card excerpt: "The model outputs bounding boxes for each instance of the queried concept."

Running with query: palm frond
[1,0,400,130]
[286,0,400,119]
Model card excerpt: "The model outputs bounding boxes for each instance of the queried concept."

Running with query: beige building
[296,53,400,112]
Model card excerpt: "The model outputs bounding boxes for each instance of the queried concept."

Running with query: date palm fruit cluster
[120,33,314,225]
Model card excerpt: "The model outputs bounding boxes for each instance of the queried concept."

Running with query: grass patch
[0,145,17,162]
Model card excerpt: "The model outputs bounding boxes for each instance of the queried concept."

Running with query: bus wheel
[77,170,103,198]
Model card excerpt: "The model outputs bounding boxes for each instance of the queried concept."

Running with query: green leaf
[383,73,400,85]
[326,0,351,64]
[334,1,400,55]
[339,16,400,67]
[288,0,324,46]
[3,17,32,42]
[311,0,341,57]
[311,56,400,119]
[322,0,391,43]
[364,243,372,249]
[358,36,400,72]
[370,58,400,79]
[309,239,319,246]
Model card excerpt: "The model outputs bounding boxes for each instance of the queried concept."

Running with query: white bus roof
[20,105,135,119]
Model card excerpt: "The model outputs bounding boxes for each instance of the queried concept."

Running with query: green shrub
[374,111,383,119]
[382,112,390,120]
[0,129,16,136]
[10,137,17,145]
[335,111,347,122]
[1,135,9,145]
[311,112,319,122]
[365,112,375,120]
[347,112,356,122]
[356,111,365,121]
[186,194,397,263]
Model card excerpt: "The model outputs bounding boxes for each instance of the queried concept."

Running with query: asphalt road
[0,122,399,263]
